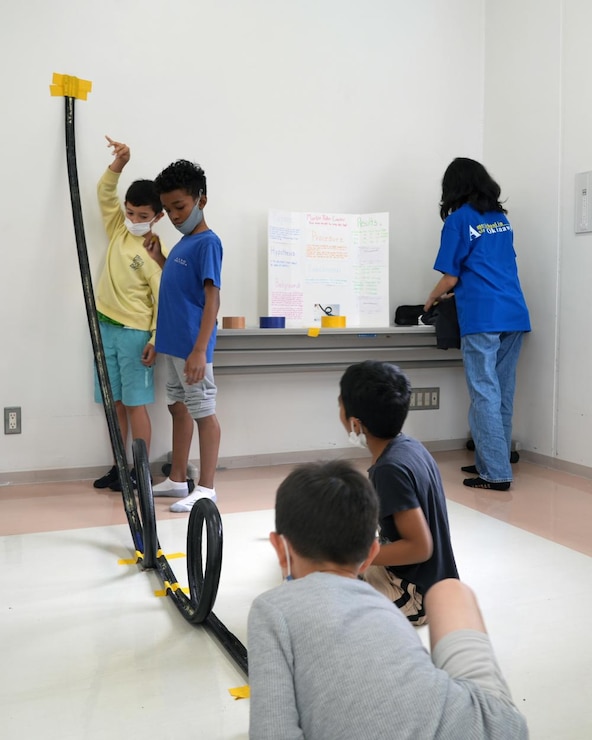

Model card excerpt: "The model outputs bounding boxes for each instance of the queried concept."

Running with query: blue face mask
[176,200,203,235]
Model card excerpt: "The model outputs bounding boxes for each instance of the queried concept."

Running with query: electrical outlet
[409,388,440,411]
[4,407,21,434]
[430,389,440,409]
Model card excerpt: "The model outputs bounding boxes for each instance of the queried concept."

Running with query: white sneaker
[169,486,217,513]
[152,477,189,498]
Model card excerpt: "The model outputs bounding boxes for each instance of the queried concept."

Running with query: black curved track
[64,96,142,553]
[62,95,247,677]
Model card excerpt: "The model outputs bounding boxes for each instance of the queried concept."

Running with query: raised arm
[105,135,130,174]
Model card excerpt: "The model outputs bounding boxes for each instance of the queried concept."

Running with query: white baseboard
[519,450,592,481]
[0,438,469,486]
[213,438,469,471]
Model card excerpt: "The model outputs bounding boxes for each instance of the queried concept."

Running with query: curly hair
[154,159,207,197]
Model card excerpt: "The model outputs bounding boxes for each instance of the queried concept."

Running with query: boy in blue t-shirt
[143,160,222,513]
[339,360,458,624]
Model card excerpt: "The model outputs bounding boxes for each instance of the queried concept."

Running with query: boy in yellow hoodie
[93,136,164,491]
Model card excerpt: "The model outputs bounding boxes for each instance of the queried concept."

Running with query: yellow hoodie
[95,168,164,344]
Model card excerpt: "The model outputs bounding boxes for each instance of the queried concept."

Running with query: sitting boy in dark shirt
[339,360,459,623]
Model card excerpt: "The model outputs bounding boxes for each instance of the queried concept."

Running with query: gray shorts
[163,355,217,419]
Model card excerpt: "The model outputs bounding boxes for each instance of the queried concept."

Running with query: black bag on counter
[394,305,425,326]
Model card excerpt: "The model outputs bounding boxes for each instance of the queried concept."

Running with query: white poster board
[268,210,389,328]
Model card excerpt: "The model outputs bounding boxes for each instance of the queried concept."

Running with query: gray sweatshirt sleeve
[432,629,529,739]
[247,596,305,740]
[432,630,514,701]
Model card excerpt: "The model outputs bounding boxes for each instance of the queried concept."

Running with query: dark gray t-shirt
[369,434,459,592]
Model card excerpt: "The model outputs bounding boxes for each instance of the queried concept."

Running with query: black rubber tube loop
[133,439,158,569]
[187,498,223,624]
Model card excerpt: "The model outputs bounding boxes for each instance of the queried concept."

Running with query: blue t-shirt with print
[433,204,530,336]
[155,230,223,362]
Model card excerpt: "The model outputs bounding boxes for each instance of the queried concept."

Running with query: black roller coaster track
[62,94,248,677]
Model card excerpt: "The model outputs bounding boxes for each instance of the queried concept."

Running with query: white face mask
[125,218,153,237]
[280,534,294,582]
[348,419,367,448]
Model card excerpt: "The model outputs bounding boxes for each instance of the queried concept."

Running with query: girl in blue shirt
[425,158,530,490]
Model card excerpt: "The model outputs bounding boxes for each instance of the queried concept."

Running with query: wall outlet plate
[4,407,21,434]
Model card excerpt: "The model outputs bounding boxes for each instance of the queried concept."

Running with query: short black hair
[340,361,411,439]
[275,460,378,565]
[440,157,507,221]
[154,159,207,197]
[125,179,163,214]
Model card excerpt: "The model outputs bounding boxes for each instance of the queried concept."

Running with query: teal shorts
[94,322,154,407]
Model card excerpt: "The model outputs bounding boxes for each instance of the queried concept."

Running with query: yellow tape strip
[119,550,185,565]
[118,550,144,565]
[156,550,186,560]
[229,685,250,700]
[154,581,190,598]
[307,327,320,337]
[49,73,93,100]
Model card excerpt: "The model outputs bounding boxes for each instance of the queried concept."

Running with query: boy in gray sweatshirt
[247,460,528,740]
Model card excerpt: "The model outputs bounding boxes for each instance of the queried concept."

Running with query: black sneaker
[462,454,518,474]
[94,466,119,489]
[463,476,510,491]
[110,468,142,492]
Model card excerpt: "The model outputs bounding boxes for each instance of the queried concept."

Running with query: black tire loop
[187,498,223,624]
[133,439,158,570]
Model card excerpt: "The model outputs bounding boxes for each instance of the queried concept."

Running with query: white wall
[1,1,483,476]
[483,0,592,469]
[483,0,562,459]
[556,0,592,465]
[218,367,469,461]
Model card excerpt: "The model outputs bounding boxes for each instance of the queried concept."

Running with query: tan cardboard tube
[222,316,246,329]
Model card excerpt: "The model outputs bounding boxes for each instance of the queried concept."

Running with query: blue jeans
[461,332,525,482]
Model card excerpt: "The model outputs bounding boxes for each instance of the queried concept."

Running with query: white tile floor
[2,479,592,739]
